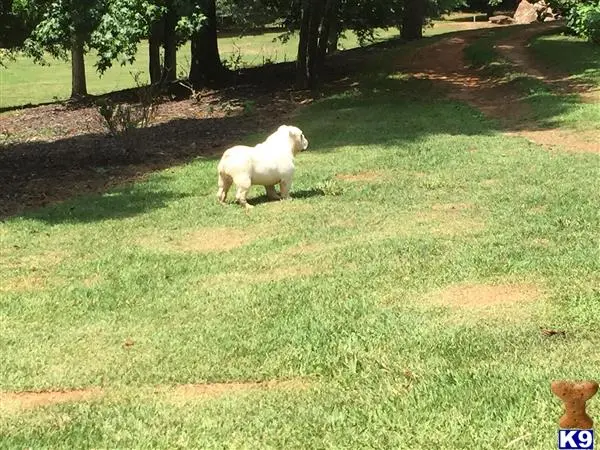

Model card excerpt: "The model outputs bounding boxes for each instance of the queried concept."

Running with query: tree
[296,0,333,88]
[93,0,206,86]
[316,0,340,67]
[0,0,30,49]
[24,0,107,98]
[295,0,403,87]
[189,0,226,85]
[401,0,426,40]
[93,0,182,84]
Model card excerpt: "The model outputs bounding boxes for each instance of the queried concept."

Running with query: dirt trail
[495,24,600,102]
[0,379,309,414]
[397,22,599,154]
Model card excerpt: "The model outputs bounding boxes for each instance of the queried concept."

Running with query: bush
[567,1,600,44]
[548,0,600,44]
[97,71,157,137]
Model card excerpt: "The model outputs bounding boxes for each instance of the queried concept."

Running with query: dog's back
[218,145,254,175]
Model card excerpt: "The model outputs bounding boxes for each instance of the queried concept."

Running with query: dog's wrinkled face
[279,125,309,153]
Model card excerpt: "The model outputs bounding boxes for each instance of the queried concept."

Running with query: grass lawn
[530,33,600,87]
[464,28,600,132]
[0,14,484,109]
[1,33,599,447]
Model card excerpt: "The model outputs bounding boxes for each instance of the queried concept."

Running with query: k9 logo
[558,429,594,450]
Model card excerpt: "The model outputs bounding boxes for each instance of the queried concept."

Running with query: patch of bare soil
[0,388,102,413]
[204,264,319,286]
[1,250,68,293]
[430,202,473,211]
[139,227,255,253]
[417,212,486,236]
[412,203,484,236]
[0,275,47,293]
[506,129,600,154]
[2,250,67,270]
[283,242,329,256]
[433,282,541,308]
[0,379,310,413]
[530,238,551,247]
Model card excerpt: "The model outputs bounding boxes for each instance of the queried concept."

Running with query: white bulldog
[216,125,309,209]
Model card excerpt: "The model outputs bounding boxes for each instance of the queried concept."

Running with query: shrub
[549,0,600,44]
[567,1,600,44]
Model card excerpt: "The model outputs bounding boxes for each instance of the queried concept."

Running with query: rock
[544,15,556,22]
[514,0,539,24]
[489,15,515,25]
[544,7,554,17]
[534,0,547,13]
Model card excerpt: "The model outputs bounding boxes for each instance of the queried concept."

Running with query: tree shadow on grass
[25,187,188,224]
[529,36,600,92]
[1,74,584,223]
[249,188,327,206]
[0,114,265,220]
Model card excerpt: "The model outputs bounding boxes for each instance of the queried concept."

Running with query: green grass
[463,28,515,77]
[1,57,599,447]
[464,29,600,131]
[0,14,482,109]
[530,33,600,87]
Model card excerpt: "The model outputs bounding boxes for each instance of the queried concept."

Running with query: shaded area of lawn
[530,34,600,87]
[0,13,491,110]
[1,69,587,221]
[2,24,596,221]
[463,25,600,131]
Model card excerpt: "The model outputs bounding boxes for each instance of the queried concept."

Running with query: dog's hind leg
[234,175,253,209]
[265,185,281,200]
[217,172,233,204]
[279,178,292,200]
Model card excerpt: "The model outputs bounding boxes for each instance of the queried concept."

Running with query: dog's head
[278,125,309,154]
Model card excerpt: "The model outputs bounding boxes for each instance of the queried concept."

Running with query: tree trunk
[148,20,162,84]
[189,0,225,85]
[327,18,340,55]
[70,33,87,98]
[296,0,311,88]
[306,0,324,88]
[401,0,426,41]
[316,0,339,69]
[162,0,177,83]
[296,0,325,89]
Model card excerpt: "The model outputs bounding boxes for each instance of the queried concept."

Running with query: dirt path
[397,22,599,154]
[495,24,600,102]
[0,379,310,414]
